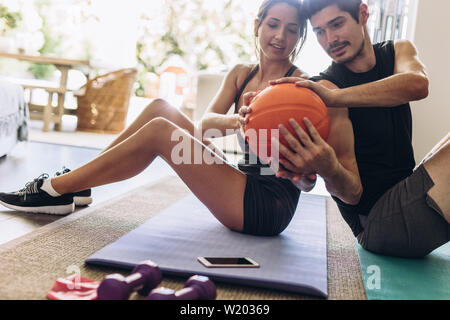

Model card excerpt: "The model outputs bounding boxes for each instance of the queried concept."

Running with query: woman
[0,0,313,236]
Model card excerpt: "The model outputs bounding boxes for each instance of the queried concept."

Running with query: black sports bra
[234,64,298,173]
[234,64,298,113]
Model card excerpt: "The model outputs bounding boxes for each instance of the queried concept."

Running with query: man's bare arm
[273,81,362,204]
[321,108,362,204]
[334,41,429,107]
[271,40,429,108]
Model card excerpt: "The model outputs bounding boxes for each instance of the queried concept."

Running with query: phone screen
[204,257,254,265]
[198,257,259,268]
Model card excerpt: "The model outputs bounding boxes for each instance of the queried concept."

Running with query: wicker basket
[76,68,138,134]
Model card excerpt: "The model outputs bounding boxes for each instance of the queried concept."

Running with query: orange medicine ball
[244,83,330,164]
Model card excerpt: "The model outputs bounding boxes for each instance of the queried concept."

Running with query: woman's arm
[200,65,248,136]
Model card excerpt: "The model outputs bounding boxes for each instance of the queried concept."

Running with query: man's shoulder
[373,40,395,55]
[373,40,394,47]
[310,62,342,86]
[392,39,417,54]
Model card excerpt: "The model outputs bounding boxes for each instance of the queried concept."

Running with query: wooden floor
[0,141,177,245]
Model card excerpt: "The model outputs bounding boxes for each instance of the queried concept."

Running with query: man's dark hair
[303,0,362,22]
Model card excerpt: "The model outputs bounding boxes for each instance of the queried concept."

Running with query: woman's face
[256,2,301,61]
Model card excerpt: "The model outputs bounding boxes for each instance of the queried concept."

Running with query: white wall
[411,0,450,162]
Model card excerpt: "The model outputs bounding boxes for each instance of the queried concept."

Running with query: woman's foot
[0,174,74,215]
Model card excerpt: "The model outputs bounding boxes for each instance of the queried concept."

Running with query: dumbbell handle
[147,276,216,300]
[102,272,145,289]
[147,286,200,300]
[123,272,146,290]
[173,287,199,300]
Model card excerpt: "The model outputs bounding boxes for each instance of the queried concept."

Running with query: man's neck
[343,37,376,73]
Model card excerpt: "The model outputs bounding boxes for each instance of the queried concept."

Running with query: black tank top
[311,41,415,236]
[234,64,298,174]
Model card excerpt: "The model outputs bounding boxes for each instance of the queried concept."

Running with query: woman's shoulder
[229,63,257,78]
[230,64,257,88]
[291,66,309,79]
[221,64,256,90]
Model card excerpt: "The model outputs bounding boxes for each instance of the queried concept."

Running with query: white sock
[40,178,61,197]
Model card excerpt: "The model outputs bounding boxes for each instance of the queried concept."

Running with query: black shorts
[241,171,301,237]
[357,164,449,258]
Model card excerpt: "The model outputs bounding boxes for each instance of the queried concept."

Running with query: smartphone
[197,257,260,268]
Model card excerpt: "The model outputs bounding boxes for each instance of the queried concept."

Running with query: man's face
[310,4,367,64]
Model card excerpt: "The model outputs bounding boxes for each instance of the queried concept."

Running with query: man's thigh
[423,138,450,223]
[357,165,449,258]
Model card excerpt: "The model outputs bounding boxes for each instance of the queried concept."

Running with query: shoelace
[55,166,70,177]
[16,173,50,200]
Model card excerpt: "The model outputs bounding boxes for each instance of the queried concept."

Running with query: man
[271,0,449,258]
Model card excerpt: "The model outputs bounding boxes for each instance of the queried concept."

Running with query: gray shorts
[357,164,449,258]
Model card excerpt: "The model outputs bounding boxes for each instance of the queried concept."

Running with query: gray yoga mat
[86,193,328,297]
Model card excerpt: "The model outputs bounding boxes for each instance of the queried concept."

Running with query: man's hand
[270,77,341,107]
[268,155,317,192]
[271,117,339,178]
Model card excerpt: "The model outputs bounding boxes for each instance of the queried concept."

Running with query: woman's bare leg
[52,117,247,231]
[101,98,228,161]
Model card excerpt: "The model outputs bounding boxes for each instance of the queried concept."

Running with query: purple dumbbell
[97,260,162,300]
[146,275,216,300]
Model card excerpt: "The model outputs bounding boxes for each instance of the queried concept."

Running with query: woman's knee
[142,117,175,143]
[143,98,172,121]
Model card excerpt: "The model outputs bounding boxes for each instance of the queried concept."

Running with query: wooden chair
[15,80,74,132]
[75,68,138,133]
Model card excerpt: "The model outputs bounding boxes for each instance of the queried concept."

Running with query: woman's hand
[237,91,258,135]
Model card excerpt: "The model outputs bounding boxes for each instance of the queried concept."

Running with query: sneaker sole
[0,200,75,215]
[74,196,93,206]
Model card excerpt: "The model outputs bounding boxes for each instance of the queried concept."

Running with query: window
[366,0,418,42]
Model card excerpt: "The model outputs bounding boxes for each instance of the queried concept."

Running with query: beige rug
[0,176,366,300]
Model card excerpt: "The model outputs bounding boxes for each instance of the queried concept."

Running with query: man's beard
[337,38,365,64]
